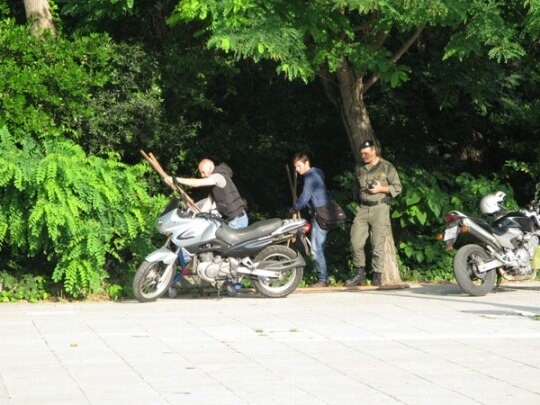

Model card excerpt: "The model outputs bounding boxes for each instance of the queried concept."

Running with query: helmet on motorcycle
[479,191,506,215]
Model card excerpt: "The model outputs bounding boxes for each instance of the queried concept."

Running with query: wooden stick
[285,164,297,205]
[141,151,168,180]
[145,151,200,211]
[140,150,201,212]
[285,164,301,220]
[148,152,168,177]
[293,170,298,200]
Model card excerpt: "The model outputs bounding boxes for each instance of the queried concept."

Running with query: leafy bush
[0,18,112,141]
[0,126,163,297]
[0,16,179,299]
[0,17,196,166]
[392,168,515,281]
[0,271,50,303]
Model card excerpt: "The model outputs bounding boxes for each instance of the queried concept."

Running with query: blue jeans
[311,219,328,281]
[228,211,249,229]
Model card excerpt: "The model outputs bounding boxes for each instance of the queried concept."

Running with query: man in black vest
[167,159,248,229]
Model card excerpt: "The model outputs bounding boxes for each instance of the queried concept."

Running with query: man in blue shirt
[292,153,331,287]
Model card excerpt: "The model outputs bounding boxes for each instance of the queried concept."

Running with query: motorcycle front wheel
[251,245,304,298]
[454,244,496,296]
[133,260,176,302]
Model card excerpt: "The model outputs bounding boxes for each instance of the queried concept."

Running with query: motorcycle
[133,196,310,302]
[441,183,540,296]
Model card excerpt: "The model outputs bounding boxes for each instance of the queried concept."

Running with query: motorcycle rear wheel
[251,245,304,298]
[454,244,496,296]
[133,260,176,302]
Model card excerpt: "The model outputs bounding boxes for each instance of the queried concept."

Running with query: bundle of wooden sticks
[140,150,201,213]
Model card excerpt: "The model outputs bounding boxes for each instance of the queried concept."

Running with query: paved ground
[1,282,540,405]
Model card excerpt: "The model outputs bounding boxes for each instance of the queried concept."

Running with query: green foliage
[169,0,534,86]
[0,126,162,297]
[0,18,113,141]
[58,0,135,27]
[0,271,50,302]
[443,0,528,63]
[391,168,515,280]
[105,283,123,301]
[75,41,197,163]
[0,2,9,19]
[0,17,191,164]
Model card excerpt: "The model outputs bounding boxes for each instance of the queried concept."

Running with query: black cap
[359,140,375,150]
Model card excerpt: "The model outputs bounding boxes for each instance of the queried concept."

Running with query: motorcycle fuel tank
[157,209,219,247]
[494,212,535,233]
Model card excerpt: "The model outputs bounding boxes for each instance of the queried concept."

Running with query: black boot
[345,267,366,286]
[372,272,382,286]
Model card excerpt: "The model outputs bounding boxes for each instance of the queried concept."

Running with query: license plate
[443,225,458,241]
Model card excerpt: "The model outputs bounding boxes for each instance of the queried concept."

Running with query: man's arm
[293,173,315,210]
[166,176,217,188]
[369,163,402,197]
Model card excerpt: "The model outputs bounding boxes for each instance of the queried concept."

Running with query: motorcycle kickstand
[215,281,227,300]
[495,273,502,293]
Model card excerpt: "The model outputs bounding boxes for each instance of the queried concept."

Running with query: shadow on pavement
[396,283,540,317]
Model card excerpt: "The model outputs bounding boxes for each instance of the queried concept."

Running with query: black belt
[359,198,388,207]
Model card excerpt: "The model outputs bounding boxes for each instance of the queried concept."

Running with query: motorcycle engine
[513,247,532,274]
[196,253,234,283]
[508,235,538,276]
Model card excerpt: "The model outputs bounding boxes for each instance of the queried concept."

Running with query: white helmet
[479,191,506,215]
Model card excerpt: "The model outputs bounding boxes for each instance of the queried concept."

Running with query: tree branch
[362,25,425,94]
[318,63,340,110]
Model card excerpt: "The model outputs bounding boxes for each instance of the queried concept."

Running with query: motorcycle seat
[216,218,283,245]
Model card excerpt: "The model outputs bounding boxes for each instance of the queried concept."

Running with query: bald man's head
[198,159,215,178]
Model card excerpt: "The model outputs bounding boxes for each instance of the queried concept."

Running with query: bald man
[168,159,248,229]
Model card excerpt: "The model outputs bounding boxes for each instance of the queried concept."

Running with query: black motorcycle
[441,184,540,296]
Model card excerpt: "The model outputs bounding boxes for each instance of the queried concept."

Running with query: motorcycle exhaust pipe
[255,253,306,271]
[462,218,503,249]
[238,254,306,278]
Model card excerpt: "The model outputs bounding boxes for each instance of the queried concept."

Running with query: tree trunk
[23,0,56,37]
[335,59,377,162]
[320,58,403,286]
[320,59,376,163]
[382,233,402,286]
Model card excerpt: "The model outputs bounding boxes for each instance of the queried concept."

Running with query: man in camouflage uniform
[346,140,402,287]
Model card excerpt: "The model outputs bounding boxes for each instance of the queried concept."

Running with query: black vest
[211,163,246,220]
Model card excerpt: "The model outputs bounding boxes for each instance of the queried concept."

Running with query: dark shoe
[310,280,328,288]
[345,267,366,286]
[371,272,382,286]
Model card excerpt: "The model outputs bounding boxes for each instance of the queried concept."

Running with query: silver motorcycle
[133,196,310,302]
[441,184,540,296]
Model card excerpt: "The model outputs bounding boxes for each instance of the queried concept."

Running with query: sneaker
[310,280,328,288]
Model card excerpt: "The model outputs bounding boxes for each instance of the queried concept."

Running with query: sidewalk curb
[294,283,411,293]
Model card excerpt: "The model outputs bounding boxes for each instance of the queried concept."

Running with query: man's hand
[368,179,389,195]
[289,207,300,219]
[368,179,379,193]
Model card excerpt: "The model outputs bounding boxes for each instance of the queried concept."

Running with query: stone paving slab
[1,282,540,404]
